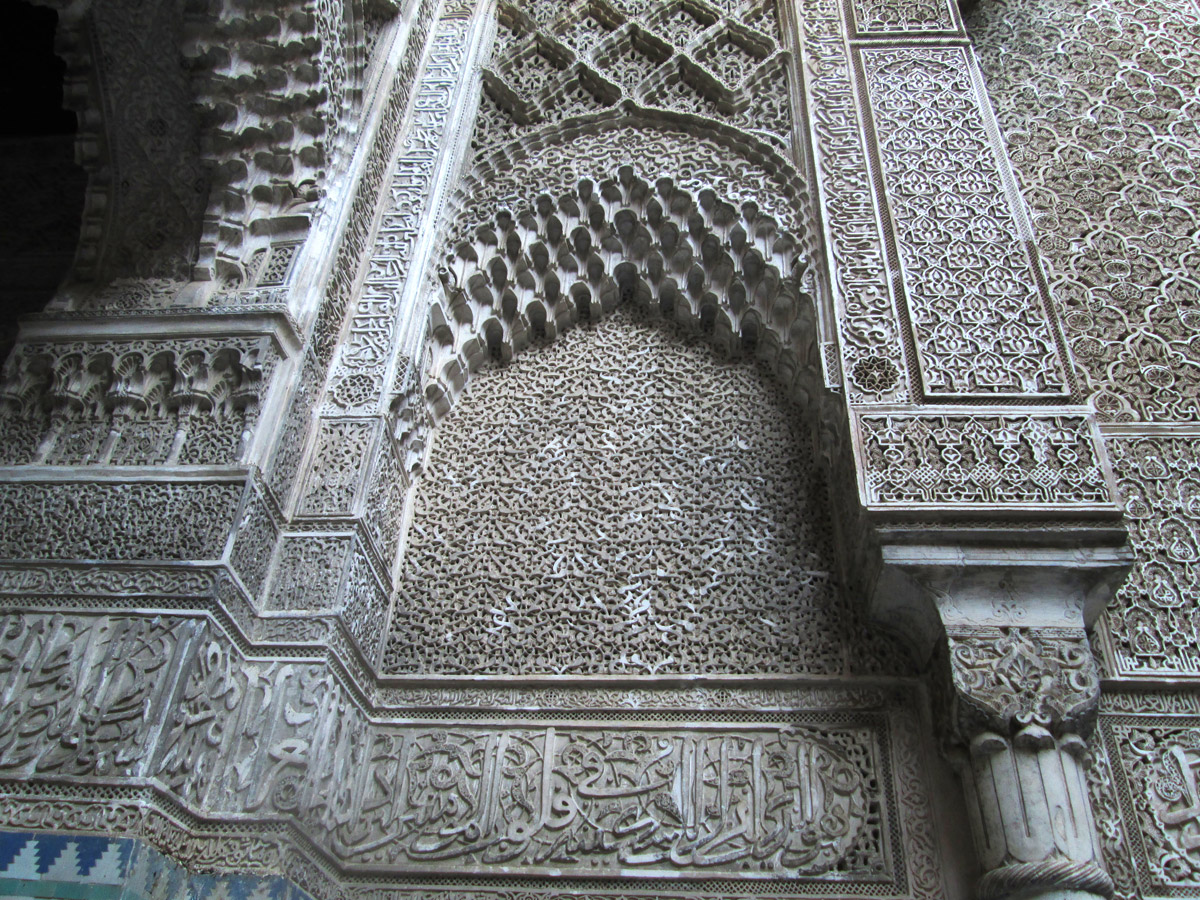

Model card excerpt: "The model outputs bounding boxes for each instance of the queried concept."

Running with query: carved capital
[935,631,1111,900]
[868,543,1127,900]
[942,626,1100,743]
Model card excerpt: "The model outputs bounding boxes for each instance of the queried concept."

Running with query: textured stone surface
[386,310,904,676]
[0,0,1195,897]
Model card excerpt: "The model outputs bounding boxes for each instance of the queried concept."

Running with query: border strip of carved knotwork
[852,409,1118,511]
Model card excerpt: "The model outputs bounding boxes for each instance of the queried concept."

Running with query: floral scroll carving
[967,0,1200,423]
[0,481,243,562]
[1100,436,1200,677]
[944,627,1101,740]
[387,312,906,677]
[861,47,1069,397]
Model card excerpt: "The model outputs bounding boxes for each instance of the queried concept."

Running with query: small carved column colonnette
[875,544,1131,900]
[944,626,1109,900]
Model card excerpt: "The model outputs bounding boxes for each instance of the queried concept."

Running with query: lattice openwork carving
[475,0,793,158]
[386,311,908,676]
[967,0,1200,422]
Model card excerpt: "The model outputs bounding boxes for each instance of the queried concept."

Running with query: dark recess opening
[0,0,88,364]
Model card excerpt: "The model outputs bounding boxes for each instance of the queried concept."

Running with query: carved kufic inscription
[0,614,195,778]
[1147,742,1200,872]
[325,17,471,416]
[861,47,1068,397]
[152,636,892,878]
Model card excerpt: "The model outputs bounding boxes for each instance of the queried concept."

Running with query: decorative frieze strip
[0,564,219,598]
[309,0,439,367]
[323,15,476,418]
[0,479,246,563]
[373,684,894,712]
[0,612,945,893]
[160,654,890,878]
[1100,691,1200,716]
[856,412,1114,508]
[798,0,911,402]
[859,46,1068,398]
[850,0,958,34]
[0,337,276,467]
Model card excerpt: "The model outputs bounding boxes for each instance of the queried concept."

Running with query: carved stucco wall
[967,0,1200,681]
[3,0,1200,896]
[386,309,909,676]
[968,0,1200,894]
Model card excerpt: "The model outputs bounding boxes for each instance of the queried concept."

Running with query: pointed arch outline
[417,106,831,425]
